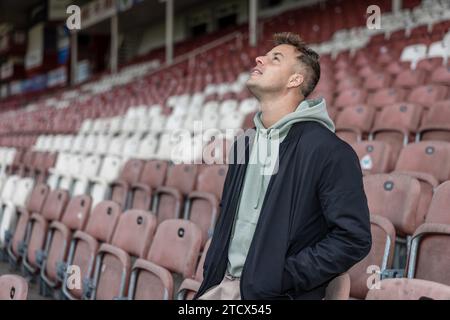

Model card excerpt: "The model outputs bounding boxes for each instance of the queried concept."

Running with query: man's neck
[259,94,304,128]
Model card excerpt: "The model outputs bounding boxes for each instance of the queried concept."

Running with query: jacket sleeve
[283,143,372,293]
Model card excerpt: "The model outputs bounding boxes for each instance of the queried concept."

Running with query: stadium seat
[335,105,375,143]
[61,201,120,300]
[177,238,211,300]
[394,141,450,184]
[21,189,69,276]
[363,173,421,268]
[348,214,396,299]
[185,165,227,244]
[366,278,450,300]
[126,219,202,300]
[417,100,450,142]
[407,84,448,107]
[0,275,28,300]
[59,154,83,192]
[394,141,450,238]
[350,141,394,174]
[110,159,144,210]
[406,222,450,286]
[39,195,92,295]
[89,156,123,207]
[88,210,157,300]
[394,69,427,88]
[430,65,450,85]
[130,160,168,210]
[94,135,112,156]
[0,178,34,250]
[6,184,50,265]
[72,155,102,196]
[370,103,423,163]
[334,89,367,109]
[47,153,71,190]
[363,73,392,91]
[367,88,408,109]
[424,180,450,225]
[153,164,198,225]
[400,44,428,69]
[136,134,159,159]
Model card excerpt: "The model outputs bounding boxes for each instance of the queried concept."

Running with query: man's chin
[245,82,259,97]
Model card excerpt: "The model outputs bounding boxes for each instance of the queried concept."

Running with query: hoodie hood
[253,97,335,136]
[249,97,335,211]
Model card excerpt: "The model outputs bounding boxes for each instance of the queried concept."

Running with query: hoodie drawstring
[254,129,271,210]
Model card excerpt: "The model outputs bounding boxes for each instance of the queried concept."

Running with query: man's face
[246,44,303,95]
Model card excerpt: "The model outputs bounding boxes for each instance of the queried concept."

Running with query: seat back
[93,210,157,300]
[419,102,450,142]
[26,184,50,213]
[156,164,198,223]
[0,275,28,300]
[131,219,203,300]
[363,174,421,235]
[41,189,70,221]
[61,195,93,231]
[373,103,422,133]
[85,201,121,242]
[117,159,144,185]
[335,88,367,108]
[25,190,69,268]
[177,239,212,300]
[395,141,450,183]
[425,181,450,225]
[394,69,426,88]
[64,201,121,299]
[12,178,34,207]
[366,278,450,300]
[97,156,122,182]
[408,85,448,107]
[81,155,102,178]
[367,88,407,108]
[188,165,227,241]
[407,224,450,286]
[348,215,396,299]
[130,160,168,210]
[0,175,19,202]
[148,219,203,278]
[165,164,198,194]
[351,141,393,174]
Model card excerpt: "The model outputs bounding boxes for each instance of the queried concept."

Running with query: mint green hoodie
[227,97,335,277]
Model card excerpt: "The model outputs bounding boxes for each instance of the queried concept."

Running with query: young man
[196,32,372,300]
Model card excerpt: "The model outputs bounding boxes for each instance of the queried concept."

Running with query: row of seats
[3,150,56,184]
[333,101,450,145]
[2,273,450,300]
[1,181,447,300]
[0,160,228,244]
[0,181,210,300]
[31,131,234,164]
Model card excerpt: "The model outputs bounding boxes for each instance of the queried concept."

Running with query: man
[196,32,371,300]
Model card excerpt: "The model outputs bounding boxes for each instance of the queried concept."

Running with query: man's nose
[255,56,264,65]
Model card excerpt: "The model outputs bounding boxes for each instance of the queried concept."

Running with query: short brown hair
[273,32,320,98]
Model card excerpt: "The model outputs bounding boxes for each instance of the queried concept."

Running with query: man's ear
[287,73,304,89]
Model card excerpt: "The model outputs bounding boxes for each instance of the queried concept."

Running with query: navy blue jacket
[195,121,372,300]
